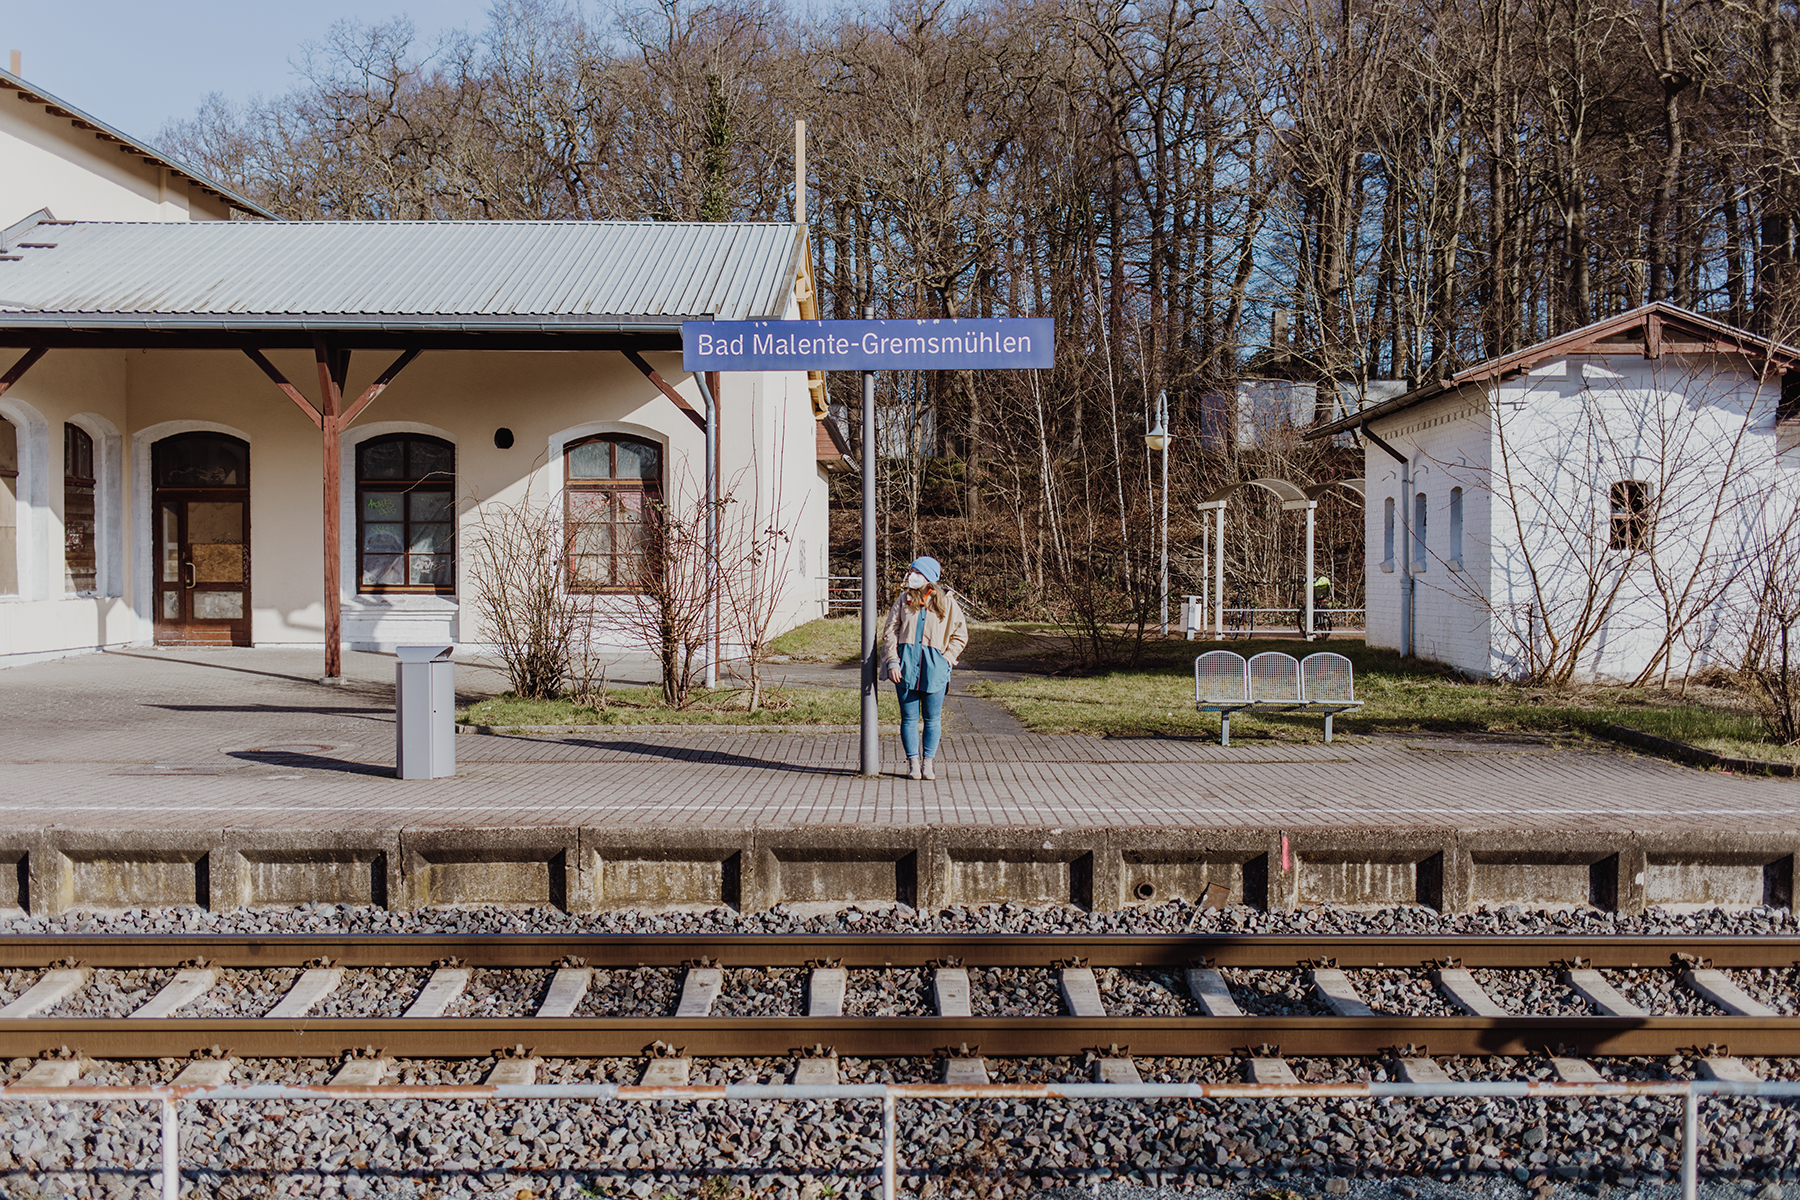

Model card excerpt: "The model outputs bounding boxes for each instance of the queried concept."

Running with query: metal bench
[1193,650,1363,745]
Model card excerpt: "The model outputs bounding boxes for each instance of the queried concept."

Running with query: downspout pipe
[1361,423,1413,659]
[694,371,720,689]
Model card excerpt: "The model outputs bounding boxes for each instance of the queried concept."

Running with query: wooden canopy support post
[245,345,421,679]
[315,340,348,679]
[342,348,422,426]
[623,350,707,430]
[0,348,47,398]
[244,349,323,428]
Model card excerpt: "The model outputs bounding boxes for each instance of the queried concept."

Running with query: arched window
[356,434,455,593]
[1381,496,1395,570]
[0,418,16,595]
[1449,487,1464,567]
[564,434,661,592]
[64,423,96,593]
[1413,492,1428,571]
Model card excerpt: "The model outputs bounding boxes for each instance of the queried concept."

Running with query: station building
[1311,303,1800,680]
[0,65,842,671]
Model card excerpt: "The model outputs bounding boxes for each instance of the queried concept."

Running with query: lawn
[460,684,899,728]
[966,636,1796,764]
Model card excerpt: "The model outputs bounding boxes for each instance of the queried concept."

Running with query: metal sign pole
[678,313,1052,780]
[859,313,880,777]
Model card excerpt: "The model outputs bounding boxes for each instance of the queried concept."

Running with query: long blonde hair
[905,583,950,619]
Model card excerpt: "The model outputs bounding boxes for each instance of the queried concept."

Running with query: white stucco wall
[0,349,136,665]
[1366,351,1800,680]
[1362,389,1494,676]
[0,90,233,227]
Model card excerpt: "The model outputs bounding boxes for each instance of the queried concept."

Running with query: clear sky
[1,0,497,144]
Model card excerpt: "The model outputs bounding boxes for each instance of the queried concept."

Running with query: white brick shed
[1309,303,1800,681]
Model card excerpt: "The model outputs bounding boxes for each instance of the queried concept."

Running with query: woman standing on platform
[881,555,970,780]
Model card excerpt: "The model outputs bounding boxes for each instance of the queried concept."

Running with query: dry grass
[969,637,1797,764]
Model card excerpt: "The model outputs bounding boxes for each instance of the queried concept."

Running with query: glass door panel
[151,492,250,644]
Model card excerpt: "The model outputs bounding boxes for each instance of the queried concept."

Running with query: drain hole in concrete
[1135,882,1156,901]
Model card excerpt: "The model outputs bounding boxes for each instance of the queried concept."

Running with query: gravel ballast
[846,968,933,1016]
[1,901,1797,1199]
[8,898,1796,939]
[575,967,682,1016]
[714,967,807,1016]
[308,968,431,1018]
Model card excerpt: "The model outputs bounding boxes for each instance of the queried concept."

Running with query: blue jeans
[895,685,946,759]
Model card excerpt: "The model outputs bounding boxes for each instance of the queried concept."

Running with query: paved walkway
[0,648,1793,836]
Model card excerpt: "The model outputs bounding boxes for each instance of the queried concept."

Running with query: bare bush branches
[466,493,581,700]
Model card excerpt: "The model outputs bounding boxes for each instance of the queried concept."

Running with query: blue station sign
[682,318,1054,372]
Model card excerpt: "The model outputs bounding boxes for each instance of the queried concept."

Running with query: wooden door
[151,434,250,647]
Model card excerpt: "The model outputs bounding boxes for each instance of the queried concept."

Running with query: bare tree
[466,492,581,699]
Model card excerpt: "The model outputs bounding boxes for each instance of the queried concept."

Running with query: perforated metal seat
[1299,651,1362,742]
[1191,649,1360,744]
[1247,652,1302,707]
[1193,650,1252,745]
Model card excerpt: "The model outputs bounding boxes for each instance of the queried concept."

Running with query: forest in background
[161,0,1800,632]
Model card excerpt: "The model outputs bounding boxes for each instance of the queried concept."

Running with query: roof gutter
[1308,379,1450,440]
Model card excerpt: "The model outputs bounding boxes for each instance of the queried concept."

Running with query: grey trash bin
[395,645,455,780]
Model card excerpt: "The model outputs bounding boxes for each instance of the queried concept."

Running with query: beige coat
[881,591,970,675]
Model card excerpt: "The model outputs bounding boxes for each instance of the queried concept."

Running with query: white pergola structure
[1193,477,1364,638]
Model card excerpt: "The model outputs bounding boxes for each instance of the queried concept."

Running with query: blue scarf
[896,604,952,693]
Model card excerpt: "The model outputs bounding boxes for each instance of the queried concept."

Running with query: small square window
[1609,480,1651,550]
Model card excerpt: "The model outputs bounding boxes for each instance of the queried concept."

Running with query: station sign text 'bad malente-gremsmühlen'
[682,318,1054,372]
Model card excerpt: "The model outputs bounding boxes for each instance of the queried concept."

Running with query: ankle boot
[907,756,922,780]
[922,757,936,780]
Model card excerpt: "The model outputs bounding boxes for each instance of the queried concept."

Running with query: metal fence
[822,575,862,615]
[7,1077,1793,1200]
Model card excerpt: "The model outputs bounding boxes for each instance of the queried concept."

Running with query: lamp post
[1144,391,1172,636]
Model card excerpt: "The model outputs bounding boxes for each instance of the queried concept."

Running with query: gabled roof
[816,413,852,471]
[0,218,807,346]
[1,66,277,220]
[1309,302,1800,439]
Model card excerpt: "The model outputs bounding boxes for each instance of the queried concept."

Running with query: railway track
[2,932,1798,1198]
[0,933,1795,1065]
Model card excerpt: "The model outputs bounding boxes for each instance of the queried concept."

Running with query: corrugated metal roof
[0,219,804,327]
[2,66,278,220]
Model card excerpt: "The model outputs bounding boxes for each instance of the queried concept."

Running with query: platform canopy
[0,215,814,677]
[0,215,808,350]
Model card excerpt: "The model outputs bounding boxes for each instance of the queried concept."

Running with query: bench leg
[1220,710,1231,747]
[1323,712,1333,744]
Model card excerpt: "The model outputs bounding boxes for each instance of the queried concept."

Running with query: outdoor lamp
[1146,390,1172,634]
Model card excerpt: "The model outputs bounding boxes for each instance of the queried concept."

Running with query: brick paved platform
[0,648,1795,915]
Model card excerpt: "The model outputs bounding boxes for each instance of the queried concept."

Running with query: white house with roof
[1309,303,1800,681]
[0,69,844,674]
[1,64,273,226]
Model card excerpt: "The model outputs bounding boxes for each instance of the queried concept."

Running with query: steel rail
[0,932,1794,969]
[6,1014,1800,1060]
